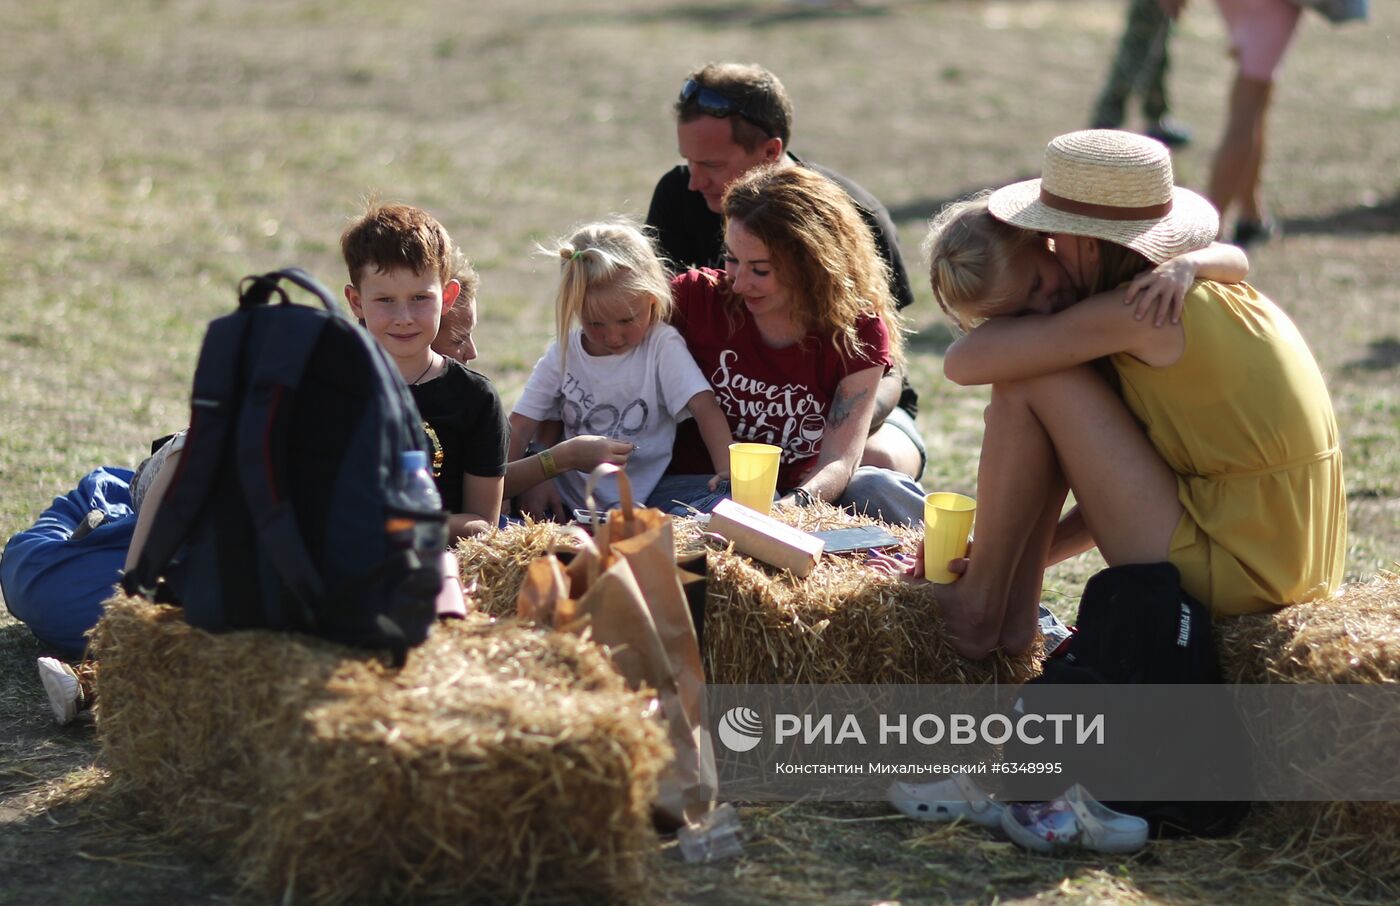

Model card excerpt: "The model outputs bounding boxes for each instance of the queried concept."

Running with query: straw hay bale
[1213,570,1400,892]
[457,507,1040,685]
[1216,570,1400,684]
[456,518,585,618]
[90,595,669,905]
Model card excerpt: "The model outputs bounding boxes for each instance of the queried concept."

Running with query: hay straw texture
[456,507,1041,685]
[1216,570,1400,684]
[1215,571,1400,891]
[90,596,669,905]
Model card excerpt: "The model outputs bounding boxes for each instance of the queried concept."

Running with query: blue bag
[1,467,137,656]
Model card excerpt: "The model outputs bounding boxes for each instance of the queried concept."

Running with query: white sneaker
[1000,783,1148,854]
[37,657,82,725]
[887,773,1005,829]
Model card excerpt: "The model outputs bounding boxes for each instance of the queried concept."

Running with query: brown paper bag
[515,465,717,827]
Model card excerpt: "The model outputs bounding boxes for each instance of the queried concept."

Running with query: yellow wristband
[539,448,558,479]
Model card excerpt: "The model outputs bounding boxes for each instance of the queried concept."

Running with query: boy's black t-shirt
[409,359,507,512]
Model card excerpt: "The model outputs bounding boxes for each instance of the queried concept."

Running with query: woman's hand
[794,365,884,503]
[557,435,635,472]
[944,535,975,577]
[1125,257,1197,326]
[707,468,730,492]
[896,537,974,582]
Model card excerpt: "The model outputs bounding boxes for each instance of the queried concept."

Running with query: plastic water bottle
[677,802,745,863]
[399,450,442,512]
[386,450,446,555]
[403,449,448,557]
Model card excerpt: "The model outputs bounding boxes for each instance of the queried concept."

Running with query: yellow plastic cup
[728,443,782,515]
[923,492,976,584]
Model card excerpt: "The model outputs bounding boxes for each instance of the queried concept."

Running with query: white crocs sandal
[1000,783,1148,855]
[887,773,1005,829]
[37,657,83,725]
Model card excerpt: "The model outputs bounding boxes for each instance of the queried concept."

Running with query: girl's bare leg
[937,365,1183,660]
[934,381,1070,659]
[997,478,1069,654]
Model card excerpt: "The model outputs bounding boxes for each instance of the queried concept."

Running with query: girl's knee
[991,365,1103,410]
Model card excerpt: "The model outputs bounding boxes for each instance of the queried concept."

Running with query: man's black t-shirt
[646,153,919,414]
[409,359,507,513]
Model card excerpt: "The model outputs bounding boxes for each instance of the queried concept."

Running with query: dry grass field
[1,0,1397,903]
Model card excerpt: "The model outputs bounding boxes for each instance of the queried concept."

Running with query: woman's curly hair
[722,164,905,365]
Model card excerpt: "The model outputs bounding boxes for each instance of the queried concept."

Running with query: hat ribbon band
[1040,189,1173,221]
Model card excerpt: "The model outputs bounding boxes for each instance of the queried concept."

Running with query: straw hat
[988,130,1219,264]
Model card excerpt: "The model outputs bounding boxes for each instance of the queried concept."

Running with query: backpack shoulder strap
[234,303,332,626]
[122,312,251,597]
[228,269,346,626]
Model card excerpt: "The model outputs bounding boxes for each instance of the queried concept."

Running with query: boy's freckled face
[347,267,452,361]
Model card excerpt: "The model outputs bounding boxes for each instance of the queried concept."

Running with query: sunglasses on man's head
[678,79,774,137]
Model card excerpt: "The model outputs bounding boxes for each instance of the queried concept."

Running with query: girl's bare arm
[944,290,1186,386]
[1125,242,1249,325]
[685,390,736,489]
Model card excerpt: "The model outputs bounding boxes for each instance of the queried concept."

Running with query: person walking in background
[1208,0,1368,247]
[1091,0,1193,147]
[1207,0,1303,246]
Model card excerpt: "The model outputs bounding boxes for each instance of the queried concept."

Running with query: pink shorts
[1215,0,1303,81]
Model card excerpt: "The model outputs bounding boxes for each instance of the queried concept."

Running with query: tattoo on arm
[829,385,869,429]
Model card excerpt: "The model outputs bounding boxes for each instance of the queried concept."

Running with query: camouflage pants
[1091,0,1173,126]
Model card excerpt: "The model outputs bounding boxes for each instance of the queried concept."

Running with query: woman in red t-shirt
[655,164,926,521]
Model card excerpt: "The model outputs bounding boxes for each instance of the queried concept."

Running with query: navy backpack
[122,268,445,664]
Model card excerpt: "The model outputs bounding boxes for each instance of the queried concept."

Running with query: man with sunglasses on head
[646,62,927,482]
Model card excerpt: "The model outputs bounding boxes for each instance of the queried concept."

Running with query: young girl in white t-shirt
[506,221,732,518]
